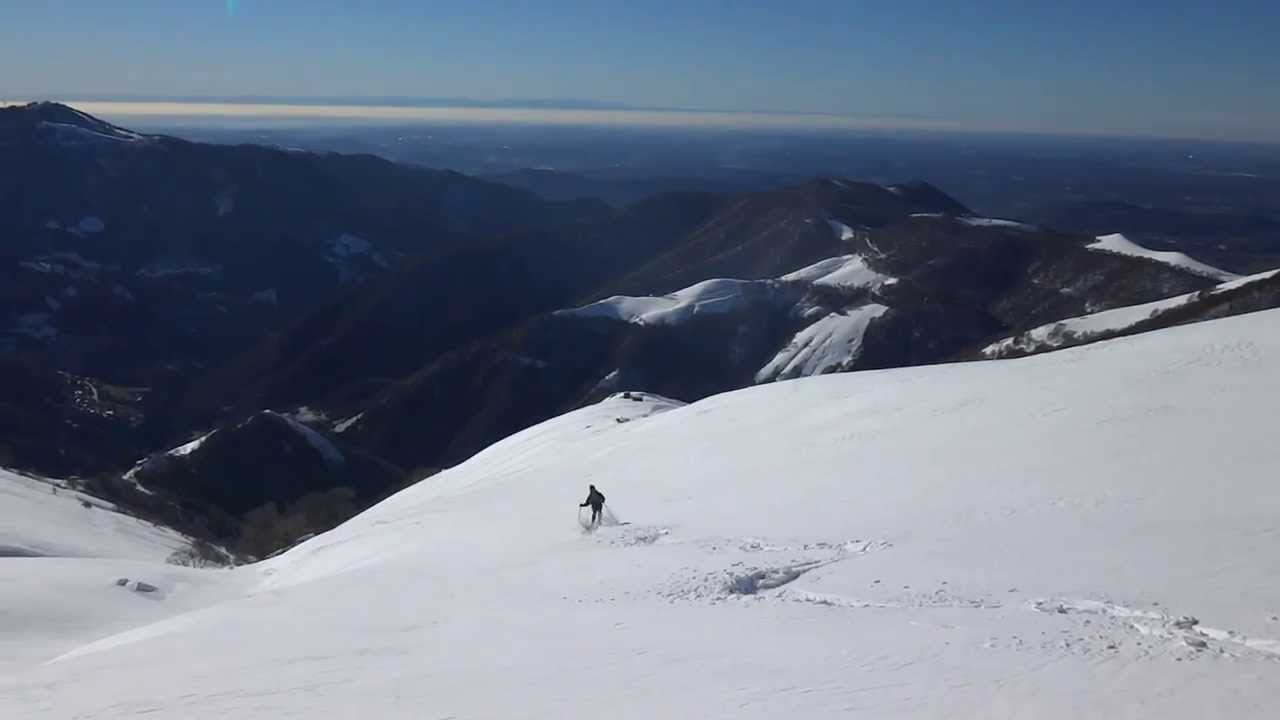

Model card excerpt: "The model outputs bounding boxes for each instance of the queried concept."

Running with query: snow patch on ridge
[121,429,220,491]
[333,413,365,434]
[782,255,892,290]
[169,430,217,458]
[215,190,235,217]
[327,234,390,283]
[267,411,346,469]
[826,219,857,242]
[137,258,223,279]
[78,217,105,234]
[558,278,782,326]
[561,254,892,329]
[959,216,1038,231]
[982,268,1280,358]
[1089,233,1239,281]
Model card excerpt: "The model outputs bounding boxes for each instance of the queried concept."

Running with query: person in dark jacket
[580,485,606,526]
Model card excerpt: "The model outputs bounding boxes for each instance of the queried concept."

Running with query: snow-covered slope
[1089,233,1240,281]
[756,304,889,381]
[982,268,1280,358]
[0,470,233,674]
[0,469,189,560]
[5,312,1280,718]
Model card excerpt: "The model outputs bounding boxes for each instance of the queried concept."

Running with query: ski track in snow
[589,519,1280,666]
[595,520,1280,665]
[1030,598,1280,662]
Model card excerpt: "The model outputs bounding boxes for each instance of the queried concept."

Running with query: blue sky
[3,1,1278,140]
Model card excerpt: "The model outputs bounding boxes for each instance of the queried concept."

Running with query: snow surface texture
[0,469,188,561]
[5,314,1280,717]
[1089,233,1239,282]
[982,268,1280,358]
[756,304,889,381]
[0,469,234,675]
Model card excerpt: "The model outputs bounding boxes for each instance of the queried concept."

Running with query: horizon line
[2,97,1276,146]
[5,92,939,121]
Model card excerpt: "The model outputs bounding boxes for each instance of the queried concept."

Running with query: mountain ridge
[4,105,1277,557]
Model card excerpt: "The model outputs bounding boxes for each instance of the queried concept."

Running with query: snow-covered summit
[4,309,1280,717]
[561,253,893,329]
[555,257,895,385]
[0,102,150,144]
[558,277,789,326]
[780,253,892,289]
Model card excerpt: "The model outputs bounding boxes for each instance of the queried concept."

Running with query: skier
[579,484,606,527]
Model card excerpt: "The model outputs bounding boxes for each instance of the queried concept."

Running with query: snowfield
[0,469,188,561]
[4,310,1280,718]
[0,470,225,673]
[1089,233,1240,281]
